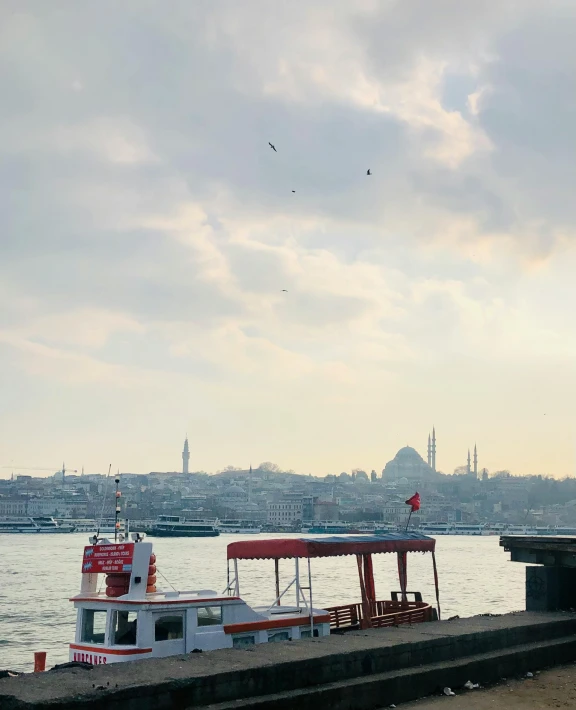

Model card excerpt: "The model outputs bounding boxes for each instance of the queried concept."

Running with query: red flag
[405,492,420,512]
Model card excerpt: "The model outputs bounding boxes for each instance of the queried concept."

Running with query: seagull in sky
[367,169,371,176]
[269,142,277,152]
[282,289,288,292]
[292,190,295,193]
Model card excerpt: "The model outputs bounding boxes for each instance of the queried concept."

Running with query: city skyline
[2,2,576,478]
[0,429,560,480]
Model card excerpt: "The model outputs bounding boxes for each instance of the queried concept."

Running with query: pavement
[394,662,576,709]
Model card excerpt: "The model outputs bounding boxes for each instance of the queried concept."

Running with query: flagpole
[405,510,413,532]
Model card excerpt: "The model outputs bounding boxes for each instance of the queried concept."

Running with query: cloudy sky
[2,0,576,478]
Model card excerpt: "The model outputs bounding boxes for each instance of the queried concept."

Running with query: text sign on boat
[82,543,134,574]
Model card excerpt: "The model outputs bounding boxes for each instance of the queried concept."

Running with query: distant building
[313,501,339,521]
[382,500,417,523]
[466,445,479,477]
[182,437,190,475]
[427,428,437,472]
[0,497,28,516]
[267,499,302,526]
[382,446,435,483]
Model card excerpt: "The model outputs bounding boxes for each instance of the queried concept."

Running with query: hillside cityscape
[2,431,576,529]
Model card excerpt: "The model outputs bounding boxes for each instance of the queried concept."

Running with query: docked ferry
[62,519,128,535]
[218,520,261,534]
[69,531,440,664]
[145,515,220,537]
[301,521,351,534]
[0,516,76,533]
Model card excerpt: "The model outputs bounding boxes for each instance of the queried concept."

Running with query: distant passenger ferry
[301,522,352,534]
[146,515,220,537]
[419,523,489,536]
[218,520,261,534]
[62,518,127,535]
[0,516,76,533]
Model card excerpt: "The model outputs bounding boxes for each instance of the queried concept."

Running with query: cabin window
[300,627,320,639]
[197,606,222,626]
[268,630,290,642]
[81,609,107,644]
[232,634,256,648]
[112,610,138,645]
[155,614,184,641]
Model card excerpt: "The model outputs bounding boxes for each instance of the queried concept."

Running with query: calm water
[0,534,525,672]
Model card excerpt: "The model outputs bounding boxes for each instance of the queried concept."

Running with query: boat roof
[227,533,435,560]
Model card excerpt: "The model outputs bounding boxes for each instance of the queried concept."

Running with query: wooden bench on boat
[327,598,434,630]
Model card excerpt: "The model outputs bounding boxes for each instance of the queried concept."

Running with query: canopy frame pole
[363,553,376,617]
[356,554,373,629]
[234,558,239,596]
[266,576,297,611]
[432,550,441,620]
[275,559,281,606]
[295,557,300,609]
[397,552,408,603]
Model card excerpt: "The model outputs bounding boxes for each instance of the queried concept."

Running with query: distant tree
[258,462,281,473]
[493,470,511,478]
[453,466,469,476]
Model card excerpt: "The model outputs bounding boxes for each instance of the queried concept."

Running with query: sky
[2,0,576,479]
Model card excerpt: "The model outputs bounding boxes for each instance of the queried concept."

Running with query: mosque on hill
[381,428,479,481]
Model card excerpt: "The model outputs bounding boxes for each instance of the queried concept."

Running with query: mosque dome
[226,484,246,497]
[396,446,421,459]
[382,445,433,482]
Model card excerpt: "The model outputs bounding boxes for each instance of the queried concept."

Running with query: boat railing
[326,599,432,630]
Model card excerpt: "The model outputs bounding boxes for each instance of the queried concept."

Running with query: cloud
[2,0,576,475]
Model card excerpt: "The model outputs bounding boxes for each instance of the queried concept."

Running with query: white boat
[69,531,440,664]
[218,520,261,534]
[0,516,76,533]
[62,519,127,535]
[419,523,452,535]
[300,521,350,534]
[145,515,220,537]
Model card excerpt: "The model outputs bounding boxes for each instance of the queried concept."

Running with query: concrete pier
[500,536,576,611]
[2,612,576,709]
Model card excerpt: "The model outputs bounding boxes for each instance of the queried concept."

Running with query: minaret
[182,437,190,475]
[467,449,471,475]
[473,444,478,478]
[427,434,432,467]
[431,427,436,472]
[248,464,253,503]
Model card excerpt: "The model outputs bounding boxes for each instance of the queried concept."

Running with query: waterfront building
[267,499,303,526]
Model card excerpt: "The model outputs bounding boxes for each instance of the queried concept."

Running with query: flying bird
[269,142,277,152]
[367,169,371,176]
[292,190,295,193]
[282,289,288,292]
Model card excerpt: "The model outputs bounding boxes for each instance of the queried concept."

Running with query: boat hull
[146,529,220,537]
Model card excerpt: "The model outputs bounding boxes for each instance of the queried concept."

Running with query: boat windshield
[81,609,107,644]
[112,610,138,645]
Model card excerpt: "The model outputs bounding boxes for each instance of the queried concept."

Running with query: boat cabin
[70,535,330,664]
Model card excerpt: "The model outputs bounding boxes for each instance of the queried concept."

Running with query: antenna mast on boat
[96,464,112,540]
[114,470,121,543]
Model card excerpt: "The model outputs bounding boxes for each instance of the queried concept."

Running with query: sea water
[0,533,525,672]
